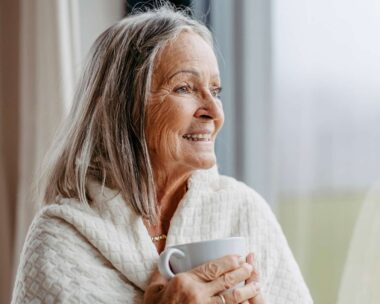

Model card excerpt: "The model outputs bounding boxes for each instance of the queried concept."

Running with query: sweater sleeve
[11,214,142,304]
[246,191,313,304]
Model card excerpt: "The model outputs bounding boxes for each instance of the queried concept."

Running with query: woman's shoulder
[26,202,74,238]
[16,199,105,273]
[217,174,277,220]
[194,167,271,209]
[21,203,94,258]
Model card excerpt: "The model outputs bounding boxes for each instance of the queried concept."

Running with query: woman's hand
[144,254,261,304]
[244,253,266,304]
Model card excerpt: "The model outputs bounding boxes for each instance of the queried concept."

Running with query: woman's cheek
[146,102,181,160]
[154,109,181,160]
[159,129,181,161]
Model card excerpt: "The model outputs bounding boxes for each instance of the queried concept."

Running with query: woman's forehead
[153,32,220,83]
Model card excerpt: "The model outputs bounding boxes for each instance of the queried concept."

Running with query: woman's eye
[210,87,222,98]
[174,85,191,94]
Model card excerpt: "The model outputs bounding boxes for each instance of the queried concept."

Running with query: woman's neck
[154,168,191,220]
[145,167,191,254]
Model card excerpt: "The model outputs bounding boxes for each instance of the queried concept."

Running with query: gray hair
[39,5,213,223]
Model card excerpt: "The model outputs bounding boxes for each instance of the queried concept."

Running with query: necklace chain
[150,184,188,243]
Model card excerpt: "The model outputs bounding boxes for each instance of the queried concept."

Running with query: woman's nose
[194,91,224,122]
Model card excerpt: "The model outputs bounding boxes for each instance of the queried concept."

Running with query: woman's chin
[188,156,216,170]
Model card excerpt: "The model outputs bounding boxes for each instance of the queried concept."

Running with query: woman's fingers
[210,281,260,304]
[244,253,266,304]
[245,253,259,285]
[249,292,266,304]
[207,263,253,295]
[145,254,265,304]
[190,255,244,282]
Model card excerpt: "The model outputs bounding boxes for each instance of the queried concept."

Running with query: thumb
[147,267,169,286]
[144,268,168,303]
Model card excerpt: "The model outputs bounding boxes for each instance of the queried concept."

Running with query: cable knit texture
[12,167,313,303]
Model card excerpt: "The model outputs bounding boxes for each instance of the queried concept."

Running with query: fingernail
[252,281,261,290]
[239,256,246,264]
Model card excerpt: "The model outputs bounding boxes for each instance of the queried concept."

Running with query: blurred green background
[277,193,364,304]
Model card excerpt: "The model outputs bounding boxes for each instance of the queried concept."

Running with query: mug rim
[167,236,245,248]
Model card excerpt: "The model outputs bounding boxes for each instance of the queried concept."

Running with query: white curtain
[338,182,380,304]
[14,0,81,273]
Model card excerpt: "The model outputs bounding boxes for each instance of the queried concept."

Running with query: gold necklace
[151,234,167,242]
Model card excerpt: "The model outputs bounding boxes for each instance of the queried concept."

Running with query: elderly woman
[12,6,312,304]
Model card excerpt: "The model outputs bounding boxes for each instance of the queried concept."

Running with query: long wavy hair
[38,5,213,223]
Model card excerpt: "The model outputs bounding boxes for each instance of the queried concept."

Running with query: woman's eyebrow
[167,69,220,82]
[168,69,200,80]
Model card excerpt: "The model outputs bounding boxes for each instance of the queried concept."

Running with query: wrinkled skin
[146,31,224,193]
[143,32,266,303]
[144,254,265,304]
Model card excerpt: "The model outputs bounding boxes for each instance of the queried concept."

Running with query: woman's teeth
[182,134,212,141]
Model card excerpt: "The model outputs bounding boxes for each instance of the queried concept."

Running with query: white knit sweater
[12,168,313,303]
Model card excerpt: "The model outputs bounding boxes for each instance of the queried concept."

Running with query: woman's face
[146,31,224,173]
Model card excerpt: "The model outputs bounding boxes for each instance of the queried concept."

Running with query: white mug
[158,237,247,280]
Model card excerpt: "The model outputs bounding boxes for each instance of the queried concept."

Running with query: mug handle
[158,248,186,279]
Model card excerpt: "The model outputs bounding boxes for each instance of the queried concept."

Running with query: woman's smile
[181,132,214,155]
[182,133,212,141]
